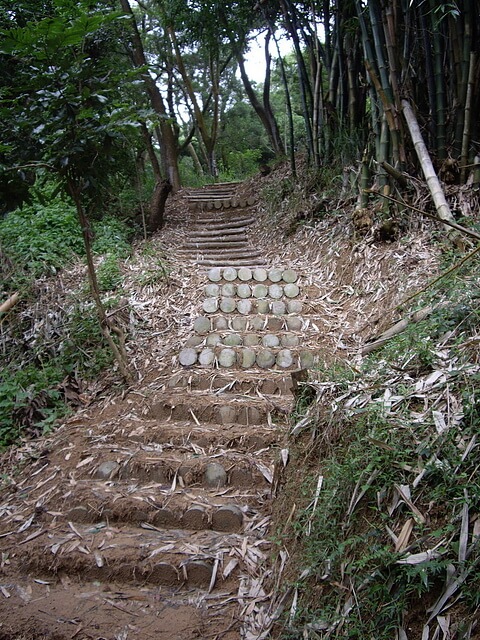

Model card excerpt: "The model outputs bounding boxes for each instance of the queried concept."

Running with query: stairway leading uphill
[0,183,323,640]
[178,183,265,267]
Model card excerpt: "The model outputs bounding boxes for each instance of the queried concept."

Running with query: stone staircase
[179,183,265,267]
[0,184,319,640]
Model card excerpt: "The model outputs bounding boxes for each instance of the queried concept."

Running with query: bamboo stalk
[368,190,480,241]
[429,0,447,161]
[401,100,455,229]
[0,292,20,314]
[460,52,477,183]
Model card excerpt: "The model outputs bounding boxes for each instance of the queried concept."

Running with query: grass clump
[277,276,480,638]
[0,187,136,448]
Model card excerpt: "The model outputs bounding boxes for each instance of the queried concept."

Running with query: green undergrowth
[0,188,139,449]
[276,269,480,638]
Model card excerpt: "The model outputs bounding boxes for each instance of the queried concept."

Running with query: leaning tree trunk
[402,100,455,231]
[120,0,181,191]
[66,176,132,383]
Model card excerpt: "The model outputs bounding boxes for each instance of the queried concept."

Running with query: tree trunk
[236,50,284,156]
[401,100,455,230]
[120,0,180,191]
[148,179,172,233]
[67,176,132,383]
[168,26,218,176]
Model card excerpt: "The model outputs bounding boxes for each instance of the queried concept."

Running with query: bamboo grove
[1,1,480,202]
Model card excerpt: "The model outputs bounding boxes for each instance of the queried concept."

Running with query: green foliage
[60,302,114,377]
[92,216,133,259]
[0,191,83,281]
[280,273,480,637]
[0,363,68,448]
[96,253,123,292]
[220,149,262,180]
[0,190,133,294]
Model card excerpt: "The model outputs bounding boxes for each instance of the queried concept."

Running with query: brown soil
[0,171,443,639]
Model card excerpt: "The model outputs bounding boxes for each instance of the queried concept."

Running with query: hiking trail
[0,182,330,640]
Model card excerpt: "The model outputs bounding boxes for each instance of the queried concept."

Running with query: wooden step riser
[190,217,255,231]
[166,373,293,395]
[148,401,286,425]
[24,553,223,589]
[120,459,269,488]
[64,499,245,533]
[188,227,249,238]
[178,252,263,261]
[182,242,249,250]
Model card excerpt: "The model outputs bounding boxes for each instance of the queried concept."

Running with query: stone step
[165,371,294,395]
[183,241,250,250]
[58,481,259,533]
[188,200,253,211]
[185,330,318,349]
[20,523,265,589]
[97,450,274,488]
[206,266,299,284]
[190,217,255,231]
[177,344,318,370]
[192,314,312,333]
[147,392,290,425]
[196,257,268,267]
[188,226,250,238]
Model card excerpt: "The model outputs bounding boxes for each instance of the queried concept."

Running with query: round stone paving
[205,283,220,297]
[223,334,243,347]
[282,269,298,283]
[284,283,300,298]
[194,316,211,334]
[299,350,315,368]
[238,267,252,281]
[212,505,243,532]
[222,283,236,297]
[238,348,256,369]
[207,267,222,282]
[198,348,215,366]
[237,299,252,315]
[262,334,280,348]
[276,349,294,368]
[186,335,204,347]
[271,301,286,315]
[268,268,283,282]
[269,284,283,299]
[253,284,268,298]
[179,348,198,366]
[203,298,218,313]
[232,317,248,331]
[256,300,270,314]
[223,267,237,281]
[253,268,267,282]
[250,316,266,331]
[218,348,236,367]
[206,333,222,346]
[243,334,260,346]
[237,283,251,299]
[215,316,229,330]
[287,300,303,314]
[256,349,276,369]
[281,333,300,347]
[220,297,236,313]
[286,316,303,331]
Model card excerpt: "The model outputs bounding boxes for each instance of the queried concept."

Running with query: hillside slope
[1,167,478,639]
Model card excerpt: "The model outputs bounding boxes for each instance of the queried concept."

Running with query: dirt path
[0,178,440,639]
[0,185,331,640]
